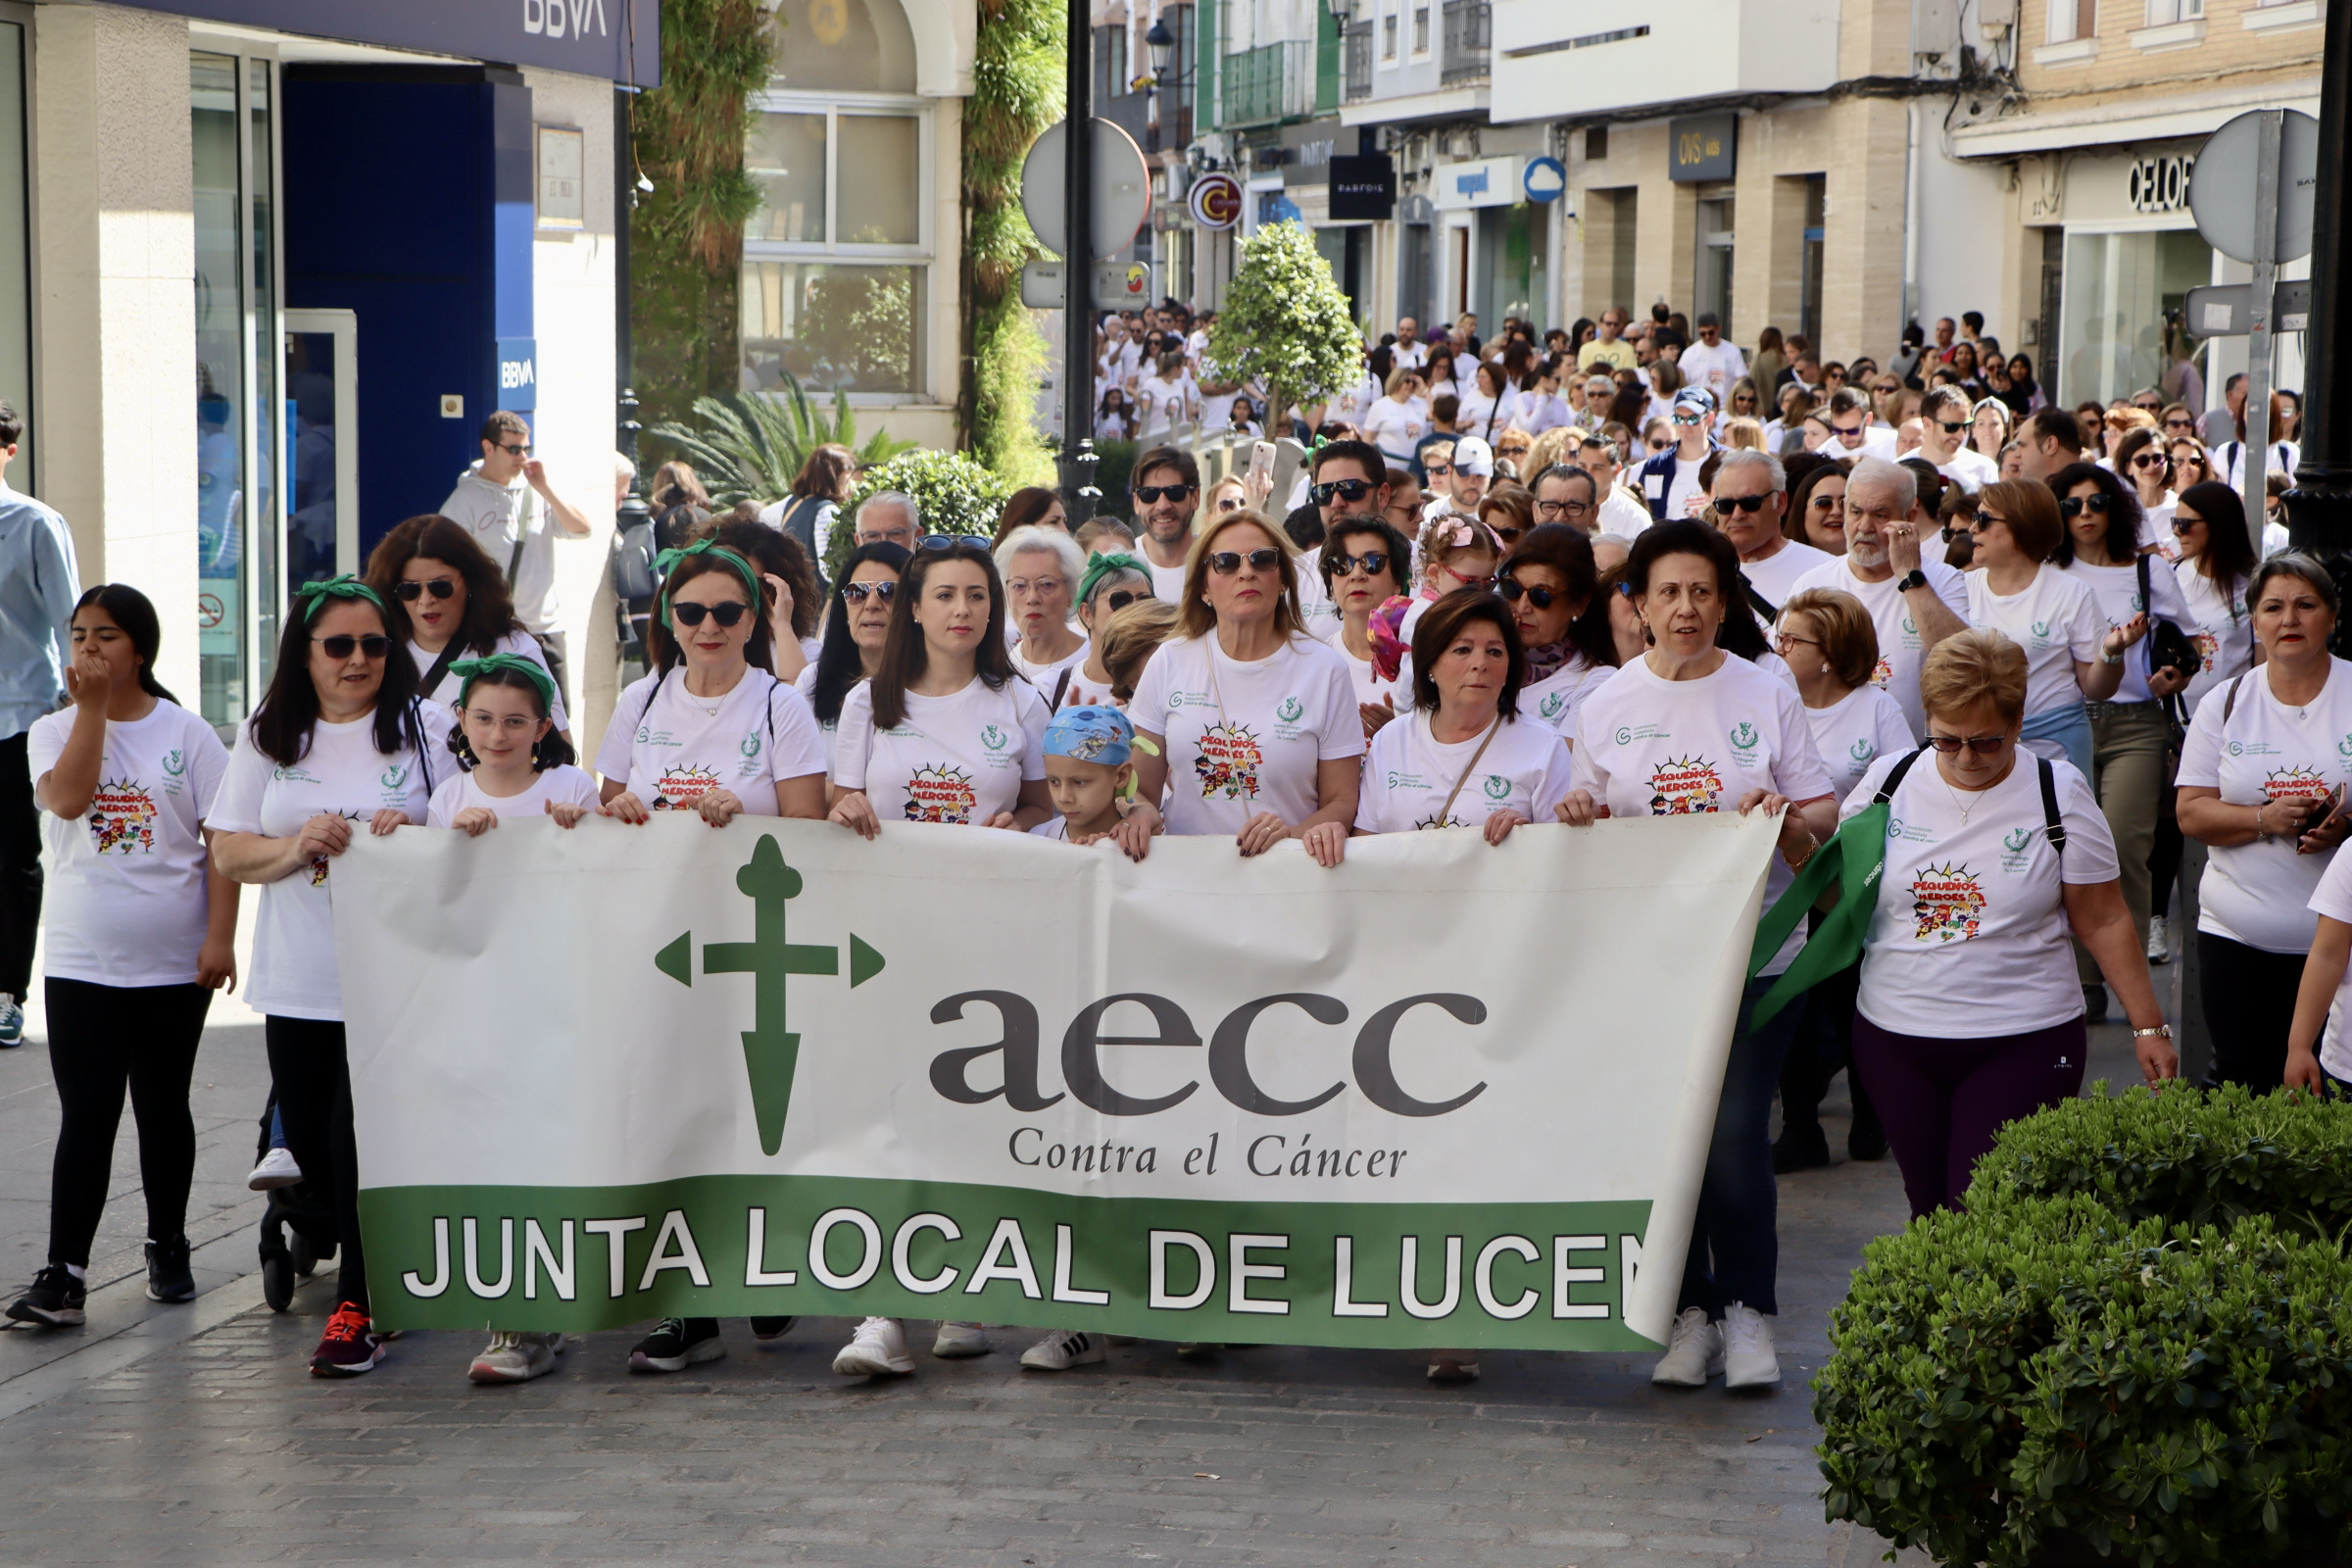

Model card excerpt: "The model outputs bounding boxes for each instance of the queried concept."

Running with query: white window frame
[2046,0,2095,42]
[1380,0,1398,65]
[1410,0,1431,59]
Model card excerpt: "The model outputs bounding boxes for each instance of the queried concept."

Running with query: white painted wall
[1490,0,1838,124]
[1912,140,2013,342]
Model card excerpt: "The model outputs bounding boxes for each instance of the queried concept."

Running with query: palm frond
[645,372,919,507]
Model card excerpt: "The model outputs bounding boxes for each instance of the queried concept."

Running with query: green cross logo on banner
[653,835,886,1155]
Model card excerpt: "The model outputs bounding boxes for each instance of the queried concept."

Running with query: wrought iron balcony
[1440,0,1489,84]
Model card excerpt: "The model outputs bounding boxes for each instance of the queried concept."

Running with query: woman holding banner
[1556,518,1836,1395]
[209,577,448,1378]
[801,541,914,748]
[1838,630,2173,1220]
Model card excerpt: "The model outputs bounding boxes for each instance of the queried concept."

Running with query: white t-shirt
[2060,559,2195,706]
[1519,658,1610,739]
[1964,564,2104,728]
[1933,445,2000,493]
[28,701,228,988]
[834,675,1050,826]
[438,470,567,635]
[411,630,568,732]
[425,762,602,829]
[1841,750,2119,1039]
[1597,487,1653,538]
[1740,540,1835,612]
[1653,457,1707,522]
[2300,850,2352,1080]
[2176,659,2352,954]
[1571,653,1835,975]
[1355,711,1573,833]
[1788,555,1970,742]
[1147,559,1189,602]
[2174,565,2256,716]
[1455,387,1517,440]
[1135,372,1198,437]
[1361,395,1429,459]
[596,667,829,813]
[1011,637,1091,709]
[1334,642,1401,720]
[210,703,454,1021]
[1321,372,1384,431]
[1678,340,1747,402]
[1801,684,1916,804]
[1390,341,1429,371]
[1132,633,1365,836]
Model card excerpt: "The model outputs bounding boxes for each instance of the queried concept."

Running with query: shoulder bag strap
[1050,665,1074,711]
[504,487,530,587]
[419,640,466,708]
[2223,670,2249,724]
[1435,718,1505,827]
[2037,755,2066,858]
[1874,746,1925,806]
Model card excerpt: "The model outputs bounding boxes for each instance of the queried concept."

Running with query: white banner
[336,813,1774,1348]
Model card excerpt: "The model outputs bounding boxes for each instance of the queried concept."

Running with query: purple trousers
[1849,1013,2086,1218]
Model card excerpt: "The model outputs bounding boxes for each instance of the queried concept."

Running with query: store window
[743,0,930,398]
[2057,227,2208,410]
[191,51,280,730]
[1694,189,1734,328]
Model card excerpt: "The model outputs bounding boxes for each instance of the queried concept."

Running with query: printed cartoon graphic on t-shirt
[905,763,979,824]
[1196,722,1263,800]
[1647,755,1723,814]
[310,811,364,886]
[88,778,159,854]
[652,764,725,809]
[2265,764,2332,804]
[1910,861,1985,941]
[2192,630,2219,673]
[1870,655,1893,687]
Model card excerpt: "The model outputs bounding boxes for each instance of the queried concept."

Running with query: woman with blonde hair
[1097,597,1183,704]
[1720,416,1765,453]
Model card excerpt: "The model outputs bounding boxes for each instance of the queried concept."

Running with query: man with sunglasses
[1679,312,1746,405]
[1788,457,1968,741]
[440,410,591,698]
[1822,387,1895,463]
[1130,444,1201,601]
[1709,451,1831,611]
[1639,388,1717,523]
[1915,386,1997,493]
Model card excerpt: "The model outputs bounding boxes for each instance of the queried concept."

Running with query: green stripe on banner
[361,1174,1656,1349]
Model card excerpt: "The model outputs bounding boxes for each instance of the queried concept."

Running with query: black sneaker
[628,1317,724,1372]
[1772,1122,1831,1174]
[749,1316,797,1341]
[1847,1107,1888,1162]
[146,1237,195,1303]
[7,1264,87,1327]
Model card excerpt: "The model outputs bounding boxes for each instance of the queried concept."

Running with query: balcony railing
[1440,0,1489,84]
[1219,39,1316,127]
[1342,20,1373,102]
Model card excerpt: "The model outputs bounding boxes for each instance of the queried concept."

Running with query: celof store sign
[1280,120,1343,190]
[1328,154,1396,222]
[1669,114,1736,183]
[1434,156,1526,211]
[1188,172,1244,231]
[2128,154,2193,215]
[113,0,659,85]
[497,338,538,413]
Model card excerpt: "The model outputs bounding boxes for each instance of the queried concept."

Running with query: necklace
[1940,763,1986,828]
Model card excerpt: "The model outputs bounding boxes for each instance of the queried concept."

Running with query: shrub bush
[825,449,1009,581]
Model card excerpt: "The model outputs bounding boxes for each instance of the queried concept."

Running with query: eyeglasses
[1670,411,1704,426]
[671,601,752,627]
[1495,443,1531,458]
[1134,483,1195,504]
[1310,478,1374,505]
[313,634,391,660]
[913,535,963,551]
[1214,495,1245,513]
[1926,733,2008,755]
[1712,494,1770,515]
[1646,437,1673,452]
[1971,509,2009,529]
[1440,565,1497,590]
[839,580,897,605]
[1772,631,1820,654]
[1208,548,1283,574]
[1497,578,1559,609]
[498,443,532,458]
[1810,492,1843,510]
[2058,494,2110,517]
[2131,452,2168,469]
[1005,576,1066,598]
[394,579,458,601]
[1535,497,1592,519]
[1328,550,1391,577]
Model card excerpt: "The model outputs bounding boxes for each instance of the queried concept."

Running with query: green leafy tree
[1206,220,1362,436]
[825,449,1010,580]
[958,0,1062,484]
[646,379,916,507]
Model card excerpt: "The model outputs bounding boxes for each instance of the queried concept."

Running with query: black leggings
[2197,932,2305,1090]
[266,1016,368,1312]
[45,978,213,1267]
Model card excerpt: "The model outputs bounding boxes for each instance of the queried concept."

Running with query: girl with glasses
[363,514,567,736]
[209,575,448,1378]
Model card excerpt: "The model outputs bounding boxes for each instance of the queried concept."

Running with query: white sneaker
[930,1320,992,1357]
[467,1331,564,1384]
[1650,1306,1724,1387]
[1721,1302,1781,1389]
[2146,914,2171,964]
[1019,1329,1105,1370]
[248,1147,303,1191]
[832,1316,915,1376]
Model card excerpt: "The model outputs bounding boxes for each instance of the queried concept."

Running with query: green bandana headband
[1077,551,1151,609]
[448,653,558,716]
[653,540,764,629]
[294,574,386,623]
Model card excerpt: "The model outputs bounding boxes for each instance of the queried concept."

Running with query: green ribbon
[653,540,764,629]
[294,574,386,623]
[1742,802,1891,1031]
[1077,551,1150,608]
[447,653,558,716]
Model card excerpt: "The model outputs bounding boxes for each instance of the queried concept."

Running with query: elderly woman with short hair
[1841,629,2175,1221]
[995,524,1092,705]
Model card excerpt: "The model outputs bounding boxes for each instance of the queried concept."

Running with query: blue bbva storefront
[0,0,654,745]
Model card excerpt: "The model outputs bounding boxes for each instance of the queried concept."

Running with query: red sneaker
[309,1301,385,1377]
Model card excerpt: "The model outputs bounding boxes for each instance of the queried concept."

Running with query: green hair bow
[294,574,386,622]
[653,540,764,629]
[447,653,557,716]
[1077,551,1152,609]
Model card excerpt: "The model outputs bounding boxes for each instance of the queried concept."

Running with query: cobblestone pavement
[0,972,2153,1566]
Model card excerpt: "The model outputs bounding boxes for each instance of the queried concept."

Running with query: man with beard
[1130,446,1200,600]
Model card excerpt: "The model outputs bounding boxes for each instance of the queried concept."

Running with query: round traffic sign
[1019,118,1152,261]
[1522,156,1566,204]
[2188,109,2319,265]
[1187,172,1244,231]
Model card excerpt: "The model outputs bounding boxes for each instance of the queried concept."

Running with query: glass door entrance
[284,310,359,594]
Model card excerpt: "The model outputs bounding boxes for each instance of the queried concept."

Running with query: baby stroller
[253,1099,339,1312]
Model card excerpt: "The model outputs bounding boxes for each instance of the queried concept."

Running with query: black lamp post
[2284,0,2352,598]
[1145,17,1176,80]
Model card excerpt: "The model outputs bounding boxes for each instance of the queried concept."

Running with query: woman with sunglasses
[803,541,915,750]
[2112,427,2178,556]
[1785,459,1849,555]
[210,575,450,1378]
[362,514,566,734]
[1054,552,1156,711]
[1839,631,2172,1220]
[1316,515,1411,730]
[1727,377,1761,421]
[1498,523,1615,738]
[597,540,830,831]
[1130,510,1363,864]
[2178,554,2352,1089]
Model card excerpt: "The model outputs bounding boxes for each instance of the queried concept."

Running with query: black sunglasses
[1310,478,1374,505]
[671,601,752,627]
[1971,509,2007,528]
[393,579,458,602]
[1327,551,1391,577]
[1926,733,2007,755]
[313,634,391,660]
[1134,483,1195,504]
[499,443,532,458]
[2131,452,2168,468]
[1102,588,1150,612]
[1209,548,1283,574]
[1935,418,1969,435]
[1712,494,1770,515]
[839,580,897,604]
[1497,578,1559,610]
[2058,494,2110,517]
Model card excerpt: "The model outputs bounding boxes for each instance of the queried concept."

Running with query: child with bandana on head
[426,655,601,840]
[1032,706,1156,860]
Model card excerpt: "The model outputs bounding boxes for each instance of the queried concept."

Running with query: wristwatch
[1895,569,1928,593]
[2132,1024,2174,1041]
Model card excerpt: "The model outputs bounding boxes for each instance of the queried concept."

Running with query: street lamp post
[2284,0,2352,590]
[1057,0,1100,524]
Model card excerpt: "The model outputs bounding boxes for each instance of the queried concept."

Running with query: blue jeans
[1680,973,1802,1318]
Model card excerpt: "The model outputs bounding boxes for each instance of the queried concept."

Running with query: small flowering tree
[1205,220,1362,431]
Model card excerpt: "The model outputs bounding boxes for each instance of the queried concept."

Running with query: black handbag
[2138,555,2199,680]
